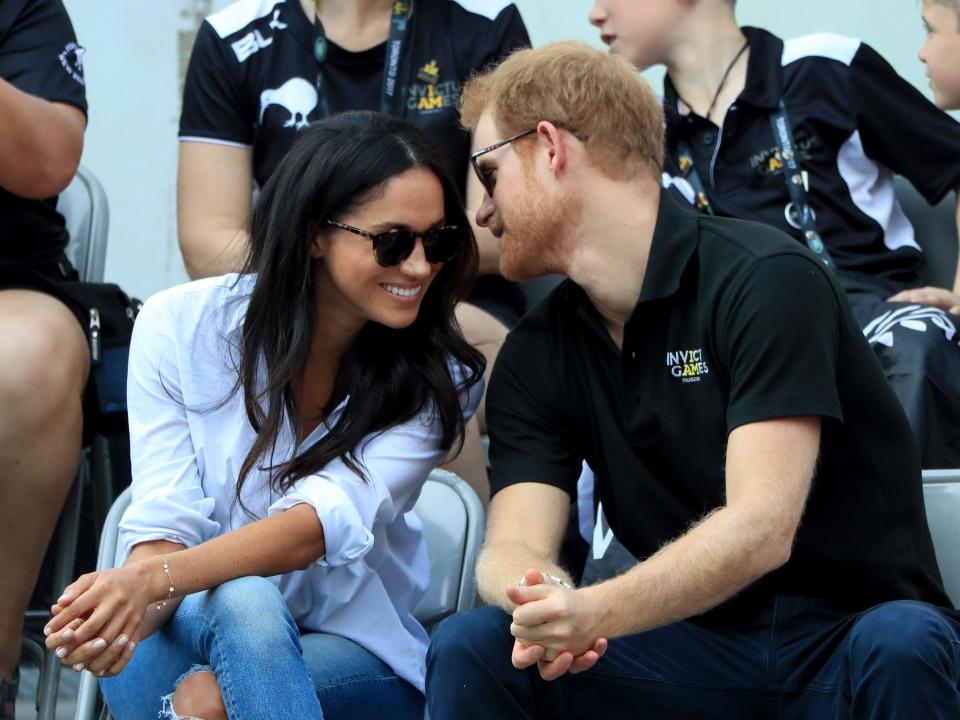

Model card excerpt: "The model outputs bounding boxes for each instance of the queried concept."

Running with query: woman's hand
[43,561,158,676]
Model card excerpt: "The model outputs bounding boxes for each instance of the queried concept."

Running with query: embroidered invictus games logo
[749,132,821,177]
[666,348,710,383]
[406,78,461,114]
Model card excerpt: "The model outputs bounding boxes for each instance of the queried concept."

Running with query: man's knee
[170,671,226,720]
[848,601,958,673]
[0,290,88,427]
[427,605,513,671]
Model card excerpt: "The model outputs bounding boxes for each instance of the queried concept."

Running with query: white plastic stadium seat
[922,469,960,607]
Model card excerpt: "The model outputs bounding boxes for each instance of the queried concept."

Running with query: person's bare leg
[171,671,227,720]
[441,416,488,505]
[0,290,89,681]
[440,303,510,503]
[453,302,509,435]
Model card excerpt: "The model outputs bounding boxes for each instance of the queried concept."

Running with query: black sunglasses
[325,219,462,267]
[469,127,537,197]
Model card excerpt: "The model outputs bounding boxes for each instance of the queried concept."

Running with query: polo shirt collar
[662,26,784,118]
[634,189,699,305]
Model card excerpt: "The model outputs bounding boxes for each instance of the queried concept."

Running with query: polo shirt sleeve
[0,0,86,114]
[268,361,483,568]
[486,325,582,500]
[117,293,220,564]
[849,42,960,204]
[469,4,530,73]
[719,252,845,432]
[179,19,254,146]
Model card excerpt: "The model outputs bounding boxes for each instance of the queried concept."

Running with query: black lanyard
[676,100,836,269]
[768,100,835,269]
[312,0,412,119]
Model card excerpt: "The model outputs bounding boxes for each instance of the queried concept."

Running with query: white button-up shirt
[118,274,481,691]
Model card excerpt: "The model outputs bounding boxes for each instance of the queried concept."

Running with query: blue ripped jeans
[100,576,423,720]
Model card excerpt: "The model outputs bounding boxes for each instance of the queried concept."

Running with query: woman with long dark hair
[42,111,484,719]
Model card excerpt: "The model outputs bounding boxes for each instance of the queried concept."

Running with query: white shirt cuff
[268,475,375,567]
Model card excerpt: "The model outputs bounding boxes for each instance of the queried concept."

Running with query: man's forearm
[476,541,573,610]
[581,502,792,641]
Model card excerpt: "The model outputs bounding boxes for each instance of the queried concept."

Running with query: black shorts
[0,254,86,329]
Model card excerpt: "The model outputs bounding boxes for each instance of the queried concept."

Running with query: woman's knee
[197,577,300,653]
[169,671,226,720]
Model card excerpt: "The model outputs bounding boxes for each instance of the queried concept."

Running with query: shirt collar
[633,189,700,306]
[663,26,784,119]
[572,190,699,334]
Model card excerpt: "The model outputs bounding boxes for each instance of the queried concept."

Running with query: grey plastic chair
[75,468,484,719]
[894,176,958,290]
[922,469,960,607]
[59,165,110,284]
[19,166,110,720]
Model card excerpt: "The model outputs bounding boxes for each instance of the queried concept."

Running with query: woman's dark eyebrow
[367,218,448,232]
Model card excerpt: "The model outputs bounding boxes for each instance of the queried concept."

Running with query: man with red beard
[424,41,960,719]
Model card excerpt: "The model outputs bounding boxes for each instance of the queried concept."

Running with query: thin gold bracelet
[154,555,175,611]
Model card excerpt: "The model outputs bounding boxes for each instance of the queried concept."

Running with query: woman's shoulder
[141,274,253,320]
[136,274,254,354]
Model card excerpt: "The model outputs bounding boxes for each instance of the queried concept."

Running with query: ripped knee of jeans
[159,664,215,720]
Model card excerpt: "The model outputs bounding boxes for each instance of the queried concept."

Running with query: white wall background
[61,0,935,299]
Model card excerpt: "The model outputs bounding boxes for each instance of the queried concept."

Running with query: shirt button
[702,132,715,145]
[630,351,636,360]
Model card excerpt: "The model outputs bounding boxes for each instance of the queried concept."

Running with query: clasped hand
[507,569,608,681]
[42,563,153,677]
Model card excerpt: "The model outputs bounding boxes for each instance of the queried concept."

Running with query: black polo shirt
[662,27,960,292]
[0,0,86,271]
[487,191,951,617]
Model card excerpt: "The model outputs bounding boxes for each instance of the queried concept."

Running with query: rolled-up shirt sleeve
[269,361,483,568]
[118,292,221,562]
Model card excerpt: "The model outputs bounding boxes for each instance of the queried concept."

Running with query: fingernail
[56,647,67,658]
[63,629,74,641]
[92,638,106,651]
[73,663,84,672]
[58,594,69,603]
[116,635,128,647]
[98,670,105,677]
[127,641,137,651]
[43,626,51,636]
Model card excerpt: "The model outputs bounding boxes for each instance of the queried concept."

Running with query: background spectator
[0,0,86,713]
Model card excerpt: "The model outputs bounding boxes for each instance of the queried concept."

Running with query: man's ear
[536,120,569,179]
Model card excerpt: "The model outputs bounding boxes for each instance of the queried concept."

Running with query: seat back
[413,469,485,628]
[922,469,960,607]
[57,165,109,283]
[893,176,958,290]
